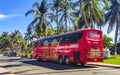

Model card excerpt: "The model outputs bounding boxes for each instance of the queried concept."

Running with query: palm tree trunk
[100,26,102,30]
[90,15,94,29]
[56,7,59,34]
[80,0,89,28]
[114,7,120,59]
[65,5,67,32]
[114,20,118,59]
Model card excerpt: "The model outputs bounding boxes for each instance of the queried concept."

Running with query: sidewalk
[0,67,16,75]
[87,62,120,68]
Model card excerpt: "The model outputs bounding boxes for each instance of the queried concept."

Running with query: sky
[0,0,41,37]
[0,0,116,42]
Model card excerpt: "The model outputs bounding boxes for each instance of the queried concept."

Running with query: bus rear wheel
[80,63,86,66]
[58,56,63,64]
[65,57,70,65]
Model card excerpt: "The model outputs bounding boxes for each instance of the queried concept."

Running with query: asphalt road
[0,55,120,75]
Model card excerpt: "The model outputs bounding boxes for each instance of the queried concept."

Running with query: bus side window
[59,38,66,44]
[78,32,83,38]
[51,38,58,46]
[75,36,80,42]
[75,32,83,42]
[65,38,69,43]
[40,40,44,46]
[69,37,78,43]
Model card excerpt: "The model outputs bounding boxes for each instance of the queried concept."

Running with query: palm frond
[25,9,35,16]
[27,17,39,31]
[73,1,80,7]
[44,19,54,30]
[32,2,40,8]
[59,14,65,24]
[39,0,47,13]
[107,15,117,34]
[104,11,112,23]
[78,17,85,29]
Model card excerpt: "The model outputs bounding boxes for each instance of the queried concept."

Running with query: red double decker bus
[32,29,104,65]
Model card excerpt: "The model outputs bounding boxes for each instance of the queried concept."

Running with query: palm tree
[10,30,21,43]
[76,0,104,29]
[1,32,9,37]
[24,29,36,43]
[0,32,10,52]
[104,0,120,58]
[79,0,89,28]
[59,0,74,32]
[51,0,64,34]
[25,0,52,38]
[9,30,22,50]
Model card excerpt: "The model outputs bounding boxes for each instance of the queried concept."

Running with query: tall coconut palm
[74,0,89,28]
[51,0,64,34]
[79,0,89,28]
[104,0,120,58]
[25,0,52,38]
[58,0,74,32]
[24,29,36,43]
[76,0,104,29]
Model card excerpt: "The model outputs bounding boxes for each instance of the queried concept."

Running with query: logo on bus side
[55,44,79,49]
[70,44,79,48]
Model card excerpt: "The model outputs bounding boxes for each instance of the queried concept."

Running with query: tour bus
[32,29,104,65]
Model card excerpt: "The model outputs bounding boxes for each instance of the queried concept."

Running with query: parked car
[3,51,9,56]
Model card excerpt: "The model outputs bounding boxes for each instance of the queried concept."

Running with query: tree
[103,35,114,49]
[46,26,54,36]
[0,32,10,52]
[25,0,53,38]
[58,0,74,32]
[103,0,120,58]
[24,29,36,43]
[51,0,64,33]
[0,30,27,54]
[10,30,20,49]
[76,0,104,29]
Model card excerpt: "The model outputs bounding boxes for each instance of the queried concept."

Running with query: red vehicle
[32,29,104,65]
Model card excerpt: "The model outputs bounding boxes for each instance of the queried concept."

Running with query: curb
[87,63,120,68]
[0,67,16,75]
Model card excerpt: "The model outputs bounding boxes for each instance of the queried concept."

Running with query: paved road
[0,56,120,75]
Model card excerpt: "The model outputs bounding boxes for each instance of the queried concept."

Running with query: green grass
[103,55,120,65]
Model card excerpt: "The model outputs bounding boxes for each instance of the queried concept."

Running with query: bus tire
[80,63,86,66]
[65,57,70,65]
[58,56,63,65]
[36,55,39,61]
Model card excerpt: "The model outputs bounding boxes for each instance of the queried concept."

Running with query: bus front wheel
[58,56,63,64]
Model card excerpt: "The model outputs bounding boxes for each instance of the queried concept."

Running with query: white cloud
[0,14,6,19]
[0,14,20,20]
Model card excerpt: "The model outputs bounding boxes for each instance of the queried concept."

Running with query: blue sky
[0,0,41,37]
[0,0,115,42]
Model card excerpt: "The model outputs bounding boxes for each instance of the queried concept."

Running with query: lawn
[103,55,120,65]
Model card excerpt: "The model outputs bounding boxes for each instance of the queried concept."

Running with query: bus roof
[35,29,102,42]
